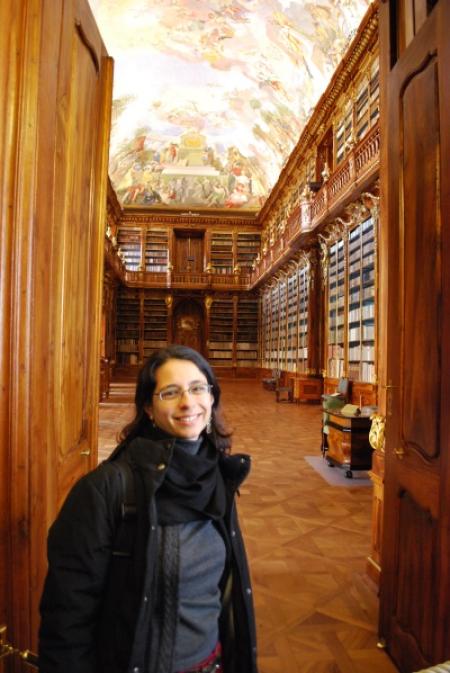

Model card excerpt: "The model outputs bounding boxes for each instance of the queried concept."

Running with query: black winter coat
[38,435,258,673]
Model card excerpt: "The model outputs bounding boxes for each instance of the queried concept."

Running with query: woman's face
[147,358,214,440]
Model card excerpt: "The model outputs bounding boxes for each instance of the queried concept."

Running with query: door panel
[174,232,204,272]
[0,0,112,664]
[379,2,450,671]
[402,56,441,461]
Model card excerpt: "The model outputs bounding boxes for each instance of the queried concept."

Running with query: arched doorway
[173,299,204,353]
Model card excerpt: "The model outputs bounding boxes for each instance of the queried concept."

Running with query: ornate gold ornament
[369,413,386,453]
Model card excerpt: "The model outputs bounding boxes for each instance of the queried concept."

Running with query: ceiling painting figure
[89,0,371,211]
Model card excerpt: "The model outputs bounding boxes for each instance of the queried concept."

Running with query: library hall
[1,1,449,672]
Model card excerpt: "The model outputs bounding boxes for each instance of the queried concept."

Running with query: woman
[39,345,258,673]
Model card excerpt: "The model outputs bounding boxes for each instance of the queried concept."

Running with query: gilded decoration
[89,0,371,211]
[369,414,386,453]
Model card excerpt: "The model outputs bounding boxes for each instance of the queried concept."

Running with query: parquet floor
[98,378,398,673]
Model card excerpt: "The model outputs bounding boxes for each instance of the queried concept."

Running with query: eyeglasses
[153,383,213,402]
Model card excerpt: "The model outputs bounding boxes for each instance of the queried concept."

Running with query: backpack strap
[111,459,137,558]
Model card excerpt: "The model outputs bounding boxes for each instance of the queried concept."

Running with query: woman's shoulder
[219,452,251,488]
[65,455,125,506]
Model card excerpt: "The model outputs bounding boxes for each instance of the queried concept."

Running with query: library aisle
[99,379,398,673]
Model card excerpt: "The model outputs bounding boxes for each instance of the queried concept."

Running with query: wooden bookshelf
[236,232,261,271]
[262,292,271,369]
[117,227,142,270]
[270,285,280,368]
[347,216,376,383]
[355,59,379,142]
[287,272,297,372]
[210,232,233,274]
[334,102,353,166]
[236,295,258,367]
[278,278,287,369]
[143,296,168,358]
[327,239,346,379]
[116,287,141,365]
[145,229,169,272]
[297,265,309,374]
[208,297,234,367]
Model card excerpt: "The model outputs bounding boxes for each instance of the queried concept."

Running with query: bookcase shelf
[346,216,376,383]
[270,285,280,367]
[236,295,258,367]
[208,297,234,366]
[116,287,141,365]
[260,258,315,376]
[236,232,261,271]
[355,59,379,142]
[278,279,287,368]
[116,289,168,363]
[325,215,377,385]
[117,227,142,271]
[327,239,346,379]
[143,297,168,357]
[145,229,169,272]
[297,266,309,374]
[210,232,233,274]
[287,273,297,371]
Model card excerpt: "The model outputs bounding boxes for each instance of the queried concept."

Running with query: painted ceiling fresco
[89,0,371,211]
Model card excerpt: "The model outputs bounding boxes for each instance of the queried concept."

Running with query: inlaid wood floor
[99,379,398,673]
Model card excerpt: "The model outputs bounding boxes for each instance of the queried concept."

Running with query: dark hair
[118,345,232,452]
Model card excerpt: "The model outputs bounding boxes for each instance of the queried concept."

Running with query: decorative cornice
[121,210,260,229]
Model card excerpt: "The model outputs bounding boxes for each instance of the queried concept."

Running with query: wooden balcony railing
[123,269,251,290]
[251,121,380,284]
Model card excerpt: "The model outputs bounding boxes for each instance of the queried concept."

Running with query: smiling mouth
[175,414,201,424]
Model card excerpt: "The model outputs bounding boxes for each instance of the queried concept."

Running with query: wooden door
[0,0,112,665]
[173,300,204,353]
[378,1,450,670]
[174,231,204,272]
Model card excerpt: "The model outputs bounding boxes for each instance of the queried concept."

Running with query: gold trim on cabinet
[369,413,386,453]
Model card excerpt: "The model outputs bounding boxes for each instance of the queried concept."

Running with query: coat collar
[120,435,251,490]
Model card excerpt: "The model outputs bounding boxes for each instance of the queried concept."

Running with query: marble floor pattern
[98,378,398,673]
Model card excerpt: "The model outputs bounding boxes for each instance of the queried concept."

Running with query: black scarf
[152,431,227,525]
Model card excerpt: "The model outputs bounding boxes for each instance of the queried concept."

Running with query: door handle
[0,625,38,668]
[394,447,405,459]
[80,449,91,456]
